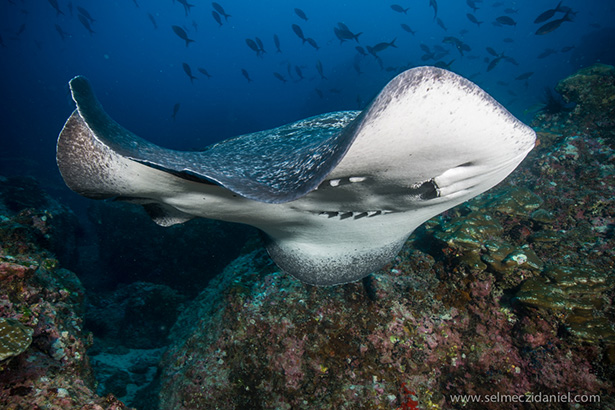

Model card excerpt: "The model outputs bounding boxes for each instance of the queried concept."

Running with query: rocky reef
[555,63,615,137]
[158,64,615,409]
[0,176,131,409]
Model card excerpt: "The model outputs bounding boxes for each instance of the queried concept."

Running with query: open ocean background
[0,0,614,194]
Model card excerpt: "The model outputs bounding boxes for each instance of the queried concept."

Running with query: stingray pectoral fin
[57,109,136,199]
[57,103,196,225]
[60,75,359,204]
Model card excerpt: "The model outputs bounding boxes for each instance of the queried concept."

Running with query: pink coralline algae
[158,65,615,410]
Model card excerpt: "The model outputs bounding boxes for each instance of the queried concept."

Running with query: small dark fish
[67,2,73,16]
[77,6,95,23]
[337,22,351,32]
[534,1,562,24]
[400,24,415,35]
[55,24,70,40]
[273,34,281,53]
[172,26,195,47]
[306,38,319,50]
[535,10,572,35]
[504,8,518,14]
[496,16,516,26]
[192,20,198,32]
[537,48,557,59]
[366,45,377,58]
[443,36,468,56]
[390,4,409,14]
[78,15,95,36]
[316,60,326,80]
[487,56,503,72]
[294,66,304,80]
[255,37,266,54]
[241,69,252,83]
[503,56,519,65]
[16,23,26,36]
[177,0,195,17]
[436,18,447,31]
[212,2,231,21]
[329,88,342,94]
[466,13,482,27]
[273,72,286,83]
[503,37,514,43]
[47,0,64,16]
[434,59,455,70]
[132,0,139,7]
[292,24,306,43]
[198,67,212,78]
[429,0,438,19]
[486,47,499,57]
[212,11,222,27]
[560,45,574,52]
[515,72,534,81]
[466,0,479,12]
[171,103,180,120]
[182,63,197,83]
[333,27,345,43]
[355,46,367,56]
[245,38,260,56]
[294,8,308,21]
[148,13,158,29]
[334,23,362,43]
[372,38,397,53]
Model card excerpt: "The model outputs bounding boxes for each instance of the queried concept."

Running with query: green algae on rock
[471,187,544,217]
[515,265,615,343]
[0,318,33,362]
[555,63,615,135]
[429,186,546,278]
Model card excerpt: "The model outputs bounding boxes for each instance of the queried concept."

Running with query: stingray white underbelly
[56,66,536,286]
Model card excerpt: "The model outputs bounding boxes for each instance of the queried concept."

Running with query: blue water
[0,0,614,182]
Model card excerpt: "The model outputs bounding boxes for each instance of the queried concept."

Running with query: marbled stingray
[56,66,536,286]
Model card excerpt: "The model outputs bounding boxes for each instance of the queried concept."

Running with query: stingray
[56,67,536,286]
